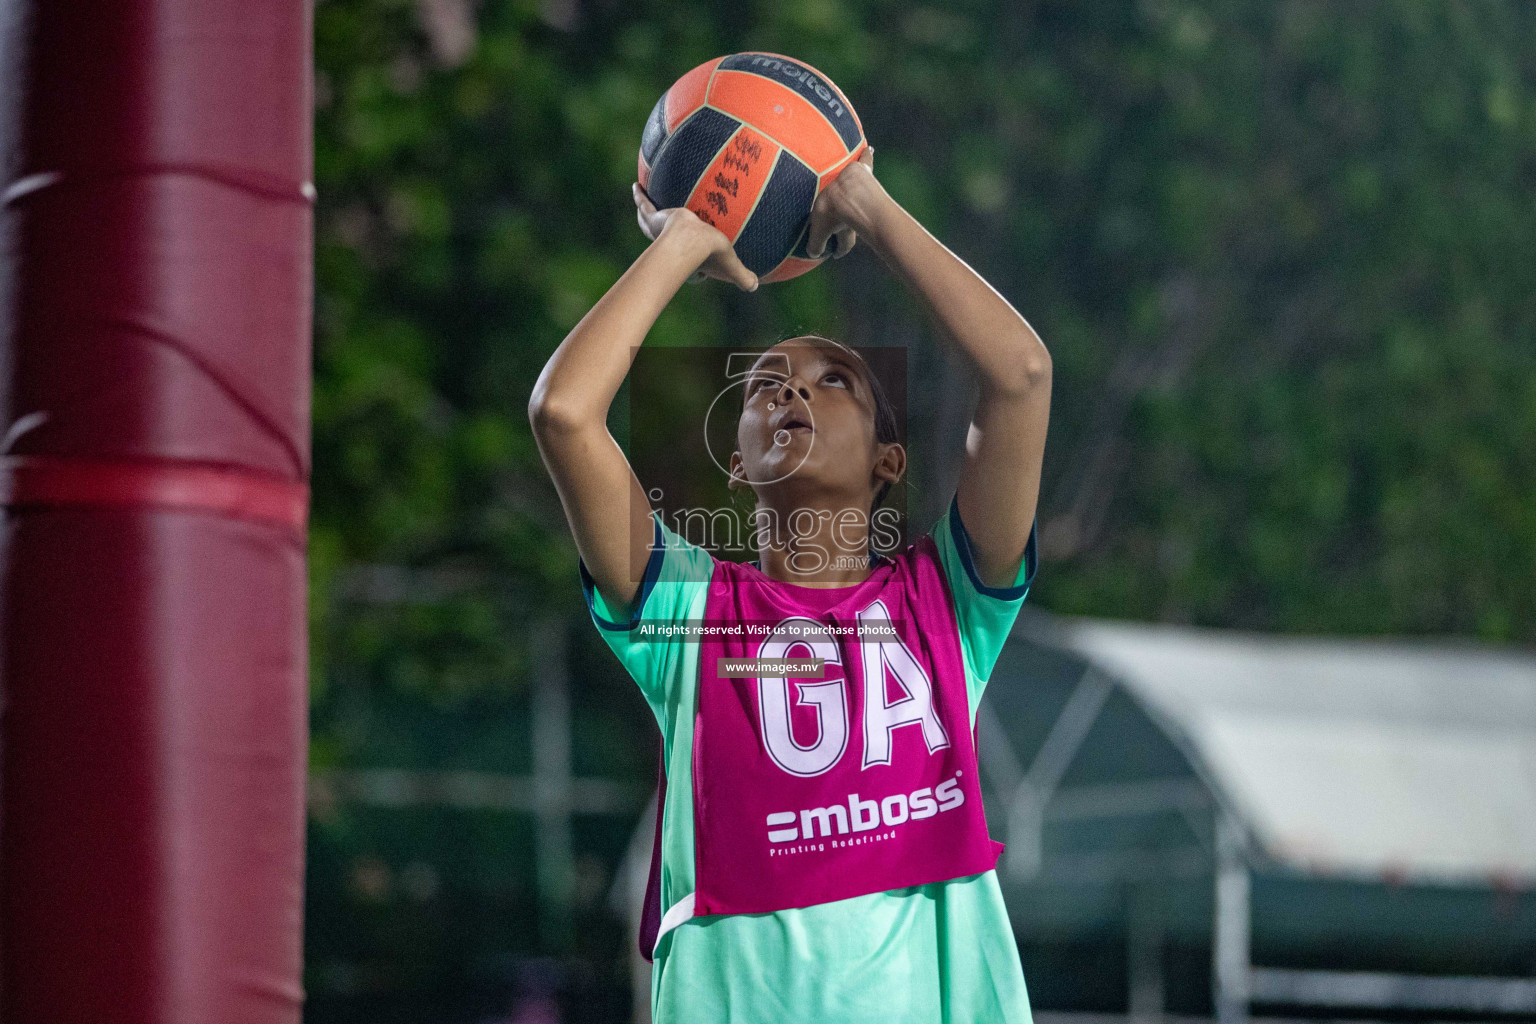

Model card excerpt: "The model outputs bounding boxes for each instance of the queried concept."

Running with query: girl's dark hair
[739,334,901,517]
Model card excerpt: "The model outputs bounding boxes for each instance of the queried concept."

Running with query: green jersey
[580,496,1038,1022]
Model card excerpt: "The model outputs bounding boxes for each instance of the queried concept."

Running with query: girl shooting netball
[529,52,1050,1024]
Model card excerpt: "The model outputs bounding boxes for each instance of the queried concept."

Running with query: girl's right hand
[633,182,758,292]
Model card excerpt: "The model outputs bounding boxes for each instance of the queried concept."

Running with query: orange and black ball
[638,53,867,284]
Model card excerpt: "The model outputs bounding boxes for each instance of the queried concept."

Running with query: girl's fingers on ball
[725,254,759,292]
[806,218,832,260]
[832,226,856,258]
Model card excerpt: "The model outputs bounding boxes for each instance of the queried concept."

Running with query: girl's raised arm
[528,191,757,619]
[809,149,1051,589]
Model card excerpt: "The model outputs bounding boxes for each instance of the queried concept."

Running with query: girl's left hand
[805,146,886,260]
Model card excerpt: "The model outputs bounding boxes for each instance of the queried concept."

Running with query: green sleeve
[577,510,715,726]
[926,493,1039,708]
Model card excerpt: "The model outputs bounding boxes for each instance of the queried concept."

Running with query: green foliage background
[306,0,1536,1019]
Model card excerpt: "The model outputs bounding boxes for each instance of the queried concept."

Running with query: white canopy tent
[1054,618,1536,889]
[990,614,1536,1022]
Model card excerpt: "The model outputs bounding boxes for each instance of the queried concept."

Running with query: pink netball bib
[689,536,1003,917]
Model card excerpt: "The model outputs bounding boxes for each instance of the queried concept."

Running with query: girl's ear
[727,451,748,490]
[873,442,906,485]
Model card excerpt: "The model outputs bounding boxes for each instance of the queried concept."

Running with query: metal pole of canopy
[1212,812,1251,1024]
[532,614,576,950]
[1128,884,1166,1023]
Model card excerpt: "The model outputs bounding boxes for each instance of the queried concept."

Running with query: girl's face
[732,339,893,508]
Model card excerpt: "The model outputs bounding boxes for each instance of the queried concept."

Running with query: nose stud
[767,402,775,410]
